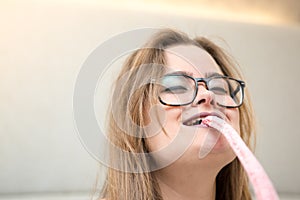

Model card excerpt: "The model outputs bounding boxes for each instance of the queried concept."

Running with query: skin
[146,45,240,200]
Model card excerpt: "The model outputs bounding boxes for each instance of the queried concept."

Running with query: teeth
[185,118,203,126]
[193,119,202,125]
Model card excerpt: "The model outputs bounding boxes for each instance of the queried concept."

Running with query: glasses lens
[208,77,243,107]
[159,75,195,105]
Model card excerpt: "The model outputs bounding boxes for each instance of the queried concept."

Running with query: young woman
[100,29,255,200]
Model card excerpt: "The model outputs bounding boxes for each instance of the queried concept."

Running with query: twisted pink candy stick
[202,116,279,200]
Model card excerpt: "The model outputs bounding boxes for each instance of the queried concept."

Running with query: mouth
[184,118,204,126]
[183,112,224,126]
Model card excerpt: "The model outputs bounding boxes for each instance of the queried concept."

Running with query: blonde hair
[100,29,256,200]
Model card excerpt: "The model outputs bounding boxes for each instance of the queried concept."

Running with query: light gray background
[1,1,299,199]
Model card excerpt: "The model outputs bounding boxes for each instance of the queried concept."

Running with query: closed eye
[162,86,189,94]
[210,87,228,95]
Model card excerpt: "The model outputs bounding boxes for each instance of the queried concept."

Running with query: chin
[184,133,236,167]
[210,134,231,153]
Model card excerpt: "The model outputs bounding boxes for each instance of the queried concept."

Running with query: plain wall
[0,1,299,196]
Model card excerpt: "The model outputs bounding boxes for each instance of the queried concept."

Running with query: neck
[154,161,220,200]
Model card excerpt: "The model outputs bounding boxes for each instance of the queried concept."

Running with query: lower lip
[187,123,209,128]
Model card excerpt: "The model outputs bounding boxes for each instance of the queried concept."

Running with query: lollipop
[202,116,279,200]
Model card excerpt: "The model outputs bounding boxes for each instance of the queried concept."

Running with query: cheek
[145,106,182,152]
[229,108,240,132]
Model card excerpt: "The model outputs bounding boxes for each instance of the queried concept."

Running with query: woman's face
[145,45,239,168]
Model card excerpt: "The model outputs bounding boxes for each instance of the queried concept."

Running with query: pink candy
[202,116,279,200]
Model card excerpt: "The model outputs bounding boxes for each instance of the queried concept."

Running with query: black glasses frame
[156,74,246,108]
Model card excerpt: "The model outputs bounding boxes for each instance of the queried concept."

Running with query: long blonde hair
[100,29,256,200]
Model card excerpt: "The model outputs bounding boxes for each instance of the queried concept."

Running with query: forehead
[164,45,223,77]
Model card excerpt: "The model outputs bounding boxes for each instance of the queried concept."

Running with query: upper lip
[183,111,224,126]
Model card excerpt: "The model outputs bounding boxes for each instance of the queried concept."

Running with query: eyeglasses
[154,74,245,108]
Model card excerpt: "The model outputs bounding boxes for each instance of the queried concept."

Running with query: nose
[191,84,215,107]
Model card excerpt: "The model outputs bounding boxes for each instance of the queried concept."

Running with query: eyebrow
[205,72,224,78]
[165,71,193,76]
[165,70,224,78]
